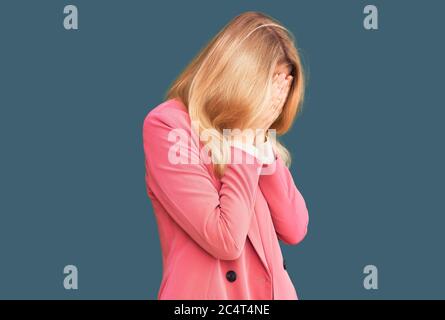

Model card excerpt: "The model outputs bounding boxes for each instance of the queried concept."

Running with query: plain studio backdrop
[0,0,444,299]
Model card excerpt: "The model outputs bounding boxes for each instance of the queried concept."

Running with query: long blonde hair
[166,11,305,178]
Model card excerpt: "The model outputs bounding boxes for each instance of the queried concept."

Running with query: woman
[143,11,309,300]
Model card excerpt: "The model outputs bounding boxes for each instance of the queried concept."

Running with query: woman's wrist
[228,130,275,165]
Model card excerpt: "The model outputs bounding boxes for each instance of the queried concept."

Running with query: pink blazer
[143,98,309,300]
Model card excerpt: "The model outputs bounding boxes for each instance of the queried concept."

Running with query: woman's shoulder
[143,98,190,131]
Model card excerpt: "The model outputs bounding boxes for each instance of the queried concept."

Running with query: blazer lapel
[247,212,270,273]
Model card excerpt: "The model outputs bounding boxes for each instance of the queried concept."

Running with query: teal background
[0,0,444,299]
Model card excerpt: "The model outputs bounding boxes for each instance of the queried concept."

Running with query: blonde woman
[143,11,309,300]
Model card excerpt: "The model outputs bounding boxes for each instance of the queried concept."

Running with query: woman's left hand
[253,73,293,145]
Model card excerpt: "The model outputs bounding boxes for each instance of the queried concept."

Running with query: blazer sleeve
[258,148,309,245]
[143,109,263,260]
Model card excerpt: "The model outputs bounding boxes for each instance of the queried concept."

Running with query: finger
[281,74,291,89]
[272,74,289,110]
[282,77,292,95]
[273,72,283,84]
[278,73,287,88]
[273,73,279,83]
[286,76,293,88]
[282,83,289,97]
[277,83,286,101]
[273,73,281,83]
[274,73,285,88]
[272,76,280,93]
[277,82,290,109]
[278,78,288,96]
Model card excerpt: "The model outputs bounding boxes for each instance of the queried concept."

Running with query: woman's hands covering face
[251,72,292,132]
[265,72,292,130]
[228,72,292,147]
